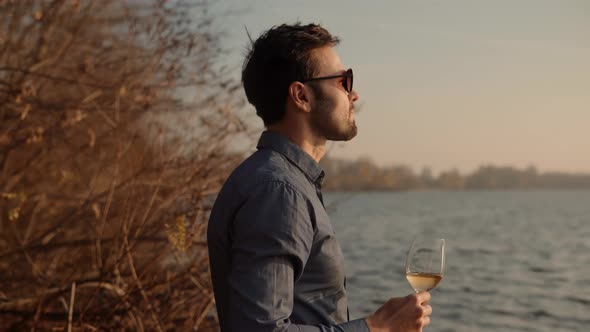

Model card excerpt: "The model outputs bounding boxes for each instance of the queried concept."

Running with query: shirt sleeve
[227,181,370,332]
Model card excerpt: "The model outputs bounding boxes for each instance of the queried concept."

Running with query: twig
[129,128,166,247]
[0,280,127,312]
[96,164,118,270]
[123,224,164,332]
[128,309,145,332]
[0,67,115,89]
[24,194,45,243]
[194,295,215,330]
[0,236,179,260]
[189,276,207,292]
[82,324,98,331]
[30,295,44,332]
[67,282,76,332]
[9,217,45,281]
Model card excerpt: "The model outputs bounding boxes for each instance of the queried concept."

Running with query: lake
[325,191,590,332]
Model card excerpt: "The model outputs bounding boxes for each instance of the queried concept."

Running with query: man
[207,23,432,332]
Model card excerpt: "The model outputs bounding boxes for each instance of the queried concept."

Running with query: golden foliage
[167,214,189,253]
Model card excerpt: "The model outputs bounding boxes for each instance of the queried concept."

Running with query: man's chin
[346,126,358,141]
[330,124,357,141]
[346,121,358,139]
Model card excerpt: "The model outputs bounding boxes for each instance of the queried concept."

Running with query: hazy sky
[216,0,590,174]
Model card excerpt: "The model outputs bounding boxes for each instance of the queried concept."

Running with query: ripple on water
[565,295,590,306]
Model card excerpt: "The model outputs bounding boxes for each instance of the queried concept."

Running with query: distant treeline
[319,157,590,191]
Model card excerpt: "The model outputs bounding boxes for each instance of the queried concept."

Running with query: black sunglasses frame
[301,68,353,94]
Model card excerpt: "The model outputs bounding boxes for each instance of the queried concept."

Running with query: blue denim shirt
[207,131,369,332]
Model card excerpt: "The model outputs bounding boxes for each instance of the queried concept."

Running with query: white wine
[405,272,443,292]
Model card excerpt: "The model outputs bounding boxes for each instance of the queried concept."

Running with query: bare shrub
[0,1,248,330]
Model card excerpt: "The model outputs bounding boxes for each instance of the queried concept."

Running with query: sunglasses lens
[347,69,353,93]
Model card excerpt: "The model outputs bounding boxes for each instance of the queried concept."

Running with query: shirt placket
[315,173,325,207]
[314,171,351,322]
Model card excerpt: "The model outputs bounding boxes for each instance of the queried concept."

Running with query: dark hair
[241,23,340,126]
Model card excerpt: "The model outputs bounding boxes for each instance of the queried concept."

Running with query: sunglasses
[301,68,353,94]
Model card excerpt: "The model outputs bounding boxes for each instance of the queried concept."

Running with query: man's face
[308,47,360,141]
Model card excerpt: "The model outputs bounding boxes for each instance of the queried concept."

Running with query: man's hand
[364,292,432,332]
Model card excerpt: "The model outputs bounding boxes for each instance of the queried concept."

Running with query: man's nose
[350,89,360,102]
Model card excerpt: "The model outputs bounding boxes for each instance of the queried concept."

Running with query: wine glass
[405,237,445,293]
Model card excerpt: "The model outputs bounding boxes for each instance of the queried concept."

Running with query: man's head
[242,23,359,141]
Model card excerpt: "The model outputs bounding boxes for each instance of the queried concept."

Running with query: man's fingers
[416,291,431,304]
[415,303,432,318]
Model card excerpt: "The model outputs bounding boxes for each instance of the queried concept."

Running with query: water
[325,191,590,332]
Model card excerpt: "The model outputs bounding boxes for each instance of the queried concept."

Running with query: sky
[213,0,590,174]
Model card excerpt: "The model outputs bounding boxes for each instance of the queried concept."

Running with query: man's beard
[309,86,358,141]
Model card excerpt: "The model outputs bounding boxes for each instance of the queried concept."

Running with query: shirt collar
[257,131,325,184]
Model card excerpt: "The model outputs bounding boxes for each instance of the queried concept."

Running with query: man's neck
[266,125,326,163]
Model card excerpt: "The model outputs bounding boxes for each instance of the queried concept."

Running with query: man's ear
[288,81,311,113]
